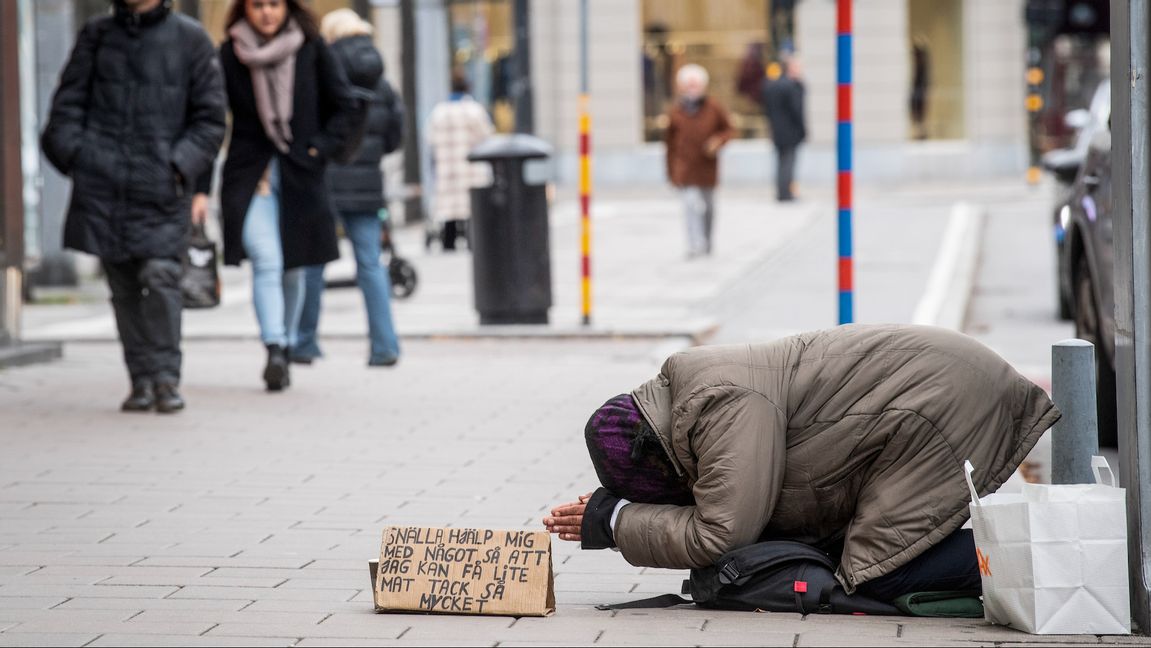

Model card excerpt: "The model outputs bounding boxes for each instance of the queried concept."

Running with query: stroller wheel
[389,257,418,299]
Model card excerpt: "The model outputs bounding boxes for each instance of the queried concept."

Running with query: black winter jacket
[40,2,226,263]
[327,35,404,214]
[762,76,807,150]
[210,35,360,269]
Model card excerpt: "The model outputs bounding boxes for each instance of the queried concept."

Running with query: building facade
[514,0,1031,188]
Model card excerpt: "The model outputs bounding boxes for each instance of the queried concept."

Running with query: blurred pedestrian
[427,71,495,251]
[40,0,226,413]
[910,37,930,140]
[292,9,404,368]
[736,43,766,107]
[666,64,733,258]
[199,0,360,391]
[762,56,806,202]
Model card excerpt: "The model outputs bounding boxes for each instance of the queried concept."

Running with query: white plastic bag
[965,456,1130,635]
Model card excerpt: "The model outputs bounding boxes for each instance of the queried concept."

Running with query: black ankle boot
[121,380,155,412]
[155,382,185,414]
[263,344,290,392]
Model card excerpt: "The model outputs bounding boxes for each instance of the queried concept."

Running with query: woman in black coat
[196,0,359,391]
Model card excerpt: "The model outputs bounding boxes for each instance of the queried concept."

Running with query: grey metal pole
[580,0,588,96]
[1110,0,1151,632]
[399,0,423,224]
[0,0,22,345]
[511,0,534,134]
[1051,339,1100,484]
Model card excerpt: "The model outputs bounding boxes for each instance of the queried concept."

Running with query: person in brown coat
[544,324,1060,601]
[666,64,734,258]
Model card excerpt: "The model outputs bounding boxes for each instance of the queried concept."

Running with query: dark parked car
[1052,121,1117,447]
[1046,78,1111,319]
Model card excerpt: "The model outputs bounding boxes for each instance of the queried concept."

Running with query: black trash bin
[467,135,553,325]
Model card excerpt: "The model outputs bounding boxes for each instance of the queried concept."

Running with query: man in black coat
[40,0,226,413]
[762,57,807,202]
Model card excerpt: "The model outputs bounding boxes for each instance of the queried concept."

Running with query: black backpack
[599,540,901,616]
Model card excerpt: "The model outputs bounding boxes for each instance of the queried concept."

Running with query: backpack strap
[594,594,692,611]
[817,582,836,614]
[792,578,809,614]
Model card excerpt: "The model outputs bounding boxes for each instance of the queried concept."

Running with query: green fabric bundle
[893,591,984,618]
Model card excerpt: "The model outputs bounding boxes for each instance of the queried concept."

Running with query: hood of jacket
[331,34,384,89]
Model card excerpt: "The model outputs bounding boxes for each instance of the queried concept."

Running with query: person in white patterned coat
[427,70,495,250]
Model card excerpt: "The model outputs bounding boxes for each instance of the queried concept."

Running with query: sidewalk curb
[912,202,987,330]
[0,341,63,369]
[33,320,721,347]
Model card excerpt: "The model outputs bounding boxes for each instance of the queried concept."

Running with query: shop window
[907,0,964,140]
[447,0,515,133]
[641,0,795,142]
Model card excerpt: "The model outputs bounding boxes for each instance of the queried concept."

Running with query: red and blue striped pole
[836,0,854,324]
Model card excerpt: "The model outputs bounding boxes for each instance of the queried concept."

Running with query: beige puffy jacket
[620,324,1060,593]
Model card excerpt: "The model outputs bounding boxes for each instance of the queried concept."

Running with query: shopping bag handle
[964,460,981,506]
[1091,455,1117,487]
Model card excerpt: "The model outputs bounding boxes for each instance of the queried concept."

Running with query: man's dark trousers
[102,258,183,387]
[775,145,798,201]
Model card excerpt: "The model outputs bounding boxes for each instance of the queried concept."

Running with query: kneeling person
[544,324,1060,600]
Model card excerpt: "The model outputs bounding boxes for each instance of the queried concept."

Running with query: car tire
[1074,257,1119,448]
[1057,244,1074,320]
[1057,284,1073,321]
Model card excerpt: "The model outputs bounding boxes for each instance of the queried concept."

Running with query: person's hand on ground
[543,492,592,542]
[191,193,209,226]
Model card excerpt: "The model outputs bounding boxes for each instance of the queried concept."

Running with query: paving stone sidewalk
[4,178,1140,646]
[1,339,1145,647]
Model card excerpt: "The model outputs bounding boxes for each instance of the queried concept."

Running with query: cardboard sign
[371,526,555,617]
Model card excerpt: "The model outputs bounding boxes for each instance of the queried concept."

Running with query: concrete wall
[532,0,642,153]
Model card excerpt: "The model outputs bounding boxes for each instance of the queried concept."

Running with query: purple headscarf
[584,394,693,505]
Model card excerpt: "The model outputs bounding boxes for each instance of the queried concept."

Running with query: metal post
[1,0,23,345]
[578,0,591,327]
[836,0,853,325]
[399,0,423,224]
[1051,340,1101,484]
[1110,0,1151,632]
[511,0,534,134]
[0,0,60,368]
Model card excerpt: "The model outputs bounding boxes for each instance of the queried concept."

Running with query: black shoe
[368,355,399,368]
[263,344,291,391]
[121,380,155,412]
[154,383,185,414]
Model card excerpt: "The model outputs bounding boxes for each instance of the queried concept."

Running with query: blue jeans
[242,160,304,348]
[295,211,400,362]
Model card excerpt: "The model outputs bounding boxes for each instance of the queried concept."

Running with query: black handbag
[180,223,220,309]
